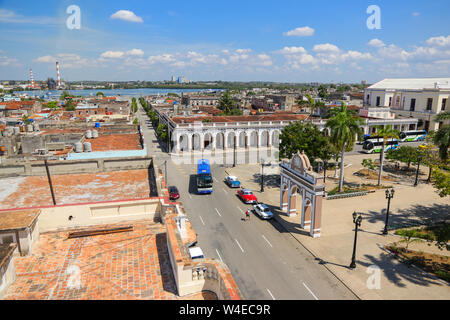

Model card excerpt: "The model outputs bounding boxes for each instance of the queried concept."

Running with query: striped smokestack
[29,69,35,87]
[56,61,61,87]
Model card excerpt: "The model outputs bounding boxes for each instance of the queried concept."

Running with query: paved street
[137,103,357,300]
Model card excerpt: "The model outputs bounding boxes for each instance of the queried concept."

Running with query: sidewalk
[225,163,450,300]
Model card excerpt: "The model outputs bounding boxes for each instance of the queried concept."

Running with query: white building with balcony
[364,78,450,131]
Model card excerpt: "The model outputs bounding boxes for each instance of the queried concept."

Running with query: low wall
[0,156,153,177]
[165,213,242,300]
[66,147,147,160]
[0,198,162,233]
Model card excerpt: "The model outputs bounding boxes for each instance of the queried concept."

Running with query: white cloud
[110,10,143,23]
[0,55,20,66]
[342,51,372,61]
[412,12,420,17]
[35,55,56,63]
[426,35,450,47]
[101,51,125,59]
[368,39,385,48]
[283,26,315,37]
[148,54,176,64]
[313,43,340,53]
[277,46,307,54]
[126,49,144,56]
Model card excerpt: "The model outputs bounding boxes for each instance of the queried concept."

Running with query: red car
[169,186,180,200]
[237,189,258,204]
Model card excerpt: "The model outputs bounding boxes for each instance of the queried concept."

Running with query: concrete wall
[66,147,147,160]
[0,156,153,177]
[37,198,161,232]
[0,245,17,300]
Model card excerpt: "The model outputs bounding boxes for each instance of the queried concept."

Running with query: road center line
[215,249,223,263]
[213,177,218,183]
[302,282,319,300]
[188,194,192,199]
[215,208,222,217]
[222,188,228,194]
[262,235,273,247]
[199,216,205,226]
[266,288,276,300]
[237,207,244,215]
[235,239,244,253]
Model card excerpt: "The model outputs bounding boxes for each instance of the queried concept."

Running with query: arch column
[280,184,288,212]
[310,195,323,238]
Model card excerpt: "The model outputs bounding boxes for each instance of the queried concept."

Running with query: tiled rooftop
[88,134,142,152]
[4,220,216,300]
[0,209,40,231]
[171,113,308,124]
[0,170,151,210]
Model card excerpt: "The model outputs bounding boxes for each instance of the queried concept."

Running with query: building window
[376,97,381,106]
[410,99,416,111]
[442,98,447,111]
[389,97,392,106]
[366,94,370,103]
[426,98,433,111]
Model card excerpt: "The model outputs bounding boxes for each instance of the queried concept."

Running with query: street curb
[377,243,450,286]
[272,213,362,300]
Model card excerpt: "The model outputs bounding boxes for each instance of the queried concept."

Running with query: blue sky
[0,0,449,83]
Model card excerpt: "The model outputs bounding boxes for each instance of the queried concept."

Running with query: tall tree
[370,125,400,186]
[433,112,450,161]
[325,104,364,192]
[304,94,325,120]
[218,90,237,115]
[279,122,332,164]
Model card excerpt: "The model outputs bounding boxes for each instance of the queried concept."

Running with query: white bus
[362,139,399,154]
[399,130,427,142]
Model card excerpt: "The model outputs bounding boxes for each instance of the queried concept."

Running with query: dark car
[169,186,180,200]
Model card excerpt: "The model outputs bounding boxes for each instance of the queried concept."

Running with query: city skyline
[0,0,449,82]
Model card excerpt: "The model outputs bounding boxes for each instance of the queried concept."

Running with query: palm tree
[434,112,450,161]
[370,125,400,186]
[303,94,325,121]
[326,104,364,192]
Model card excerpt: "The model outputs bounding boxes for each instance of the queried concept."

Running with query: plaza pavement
[225,155,450,300]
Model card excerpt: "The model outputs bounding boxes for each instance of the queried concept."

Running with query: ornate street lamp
[383,189,395,235]
[260,160,271,192]
[349,212,363,269]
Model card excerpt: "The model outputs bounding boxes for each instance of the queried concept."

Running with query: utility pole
[44,159,56,205]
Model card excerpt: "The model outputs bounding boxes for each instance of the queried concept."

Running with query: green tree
[431,168,450,197]
[325,104,364,192]
[370,125,400,186]
[362,159,376,171]
[386,145,418,170]
[218,90,237,115]
[433,112,450,161]
[397,230,423,251]
[133,117,139,125]
[279,122,333,164]
[47,101,58,109]
[303,94,325,120]
[318,85,328,99]
[64,99,75,111]
[96,92,104,97]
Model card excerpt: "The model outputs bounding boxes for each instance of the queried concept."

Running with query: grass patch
[394,224,450,242]
[327,184,393,196]
[354,169,396,182]
[385,244,450,283]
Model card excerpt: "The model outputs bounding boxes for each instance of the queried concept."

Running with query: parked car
[224,176,241,188]
[188,246,205,260]
[237,188,258,204]
[168,186,180,200]
[253,203,274,220]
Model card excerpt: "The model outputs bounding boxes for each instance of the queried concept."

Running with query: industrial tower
[56,61,61,88]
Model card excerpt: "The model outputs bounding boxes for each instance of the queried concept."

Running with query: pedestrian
[245,210,250,221]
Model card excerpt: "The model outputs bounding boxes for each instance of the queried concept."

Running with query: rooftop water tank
[13,127,20,135]
[86,130,92,139]
[26,124,33,132]
[33,123,40,131]
[92,130,98,138]
[83,142,92,152]
[74,142,83,153]
[95,122,100,128]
